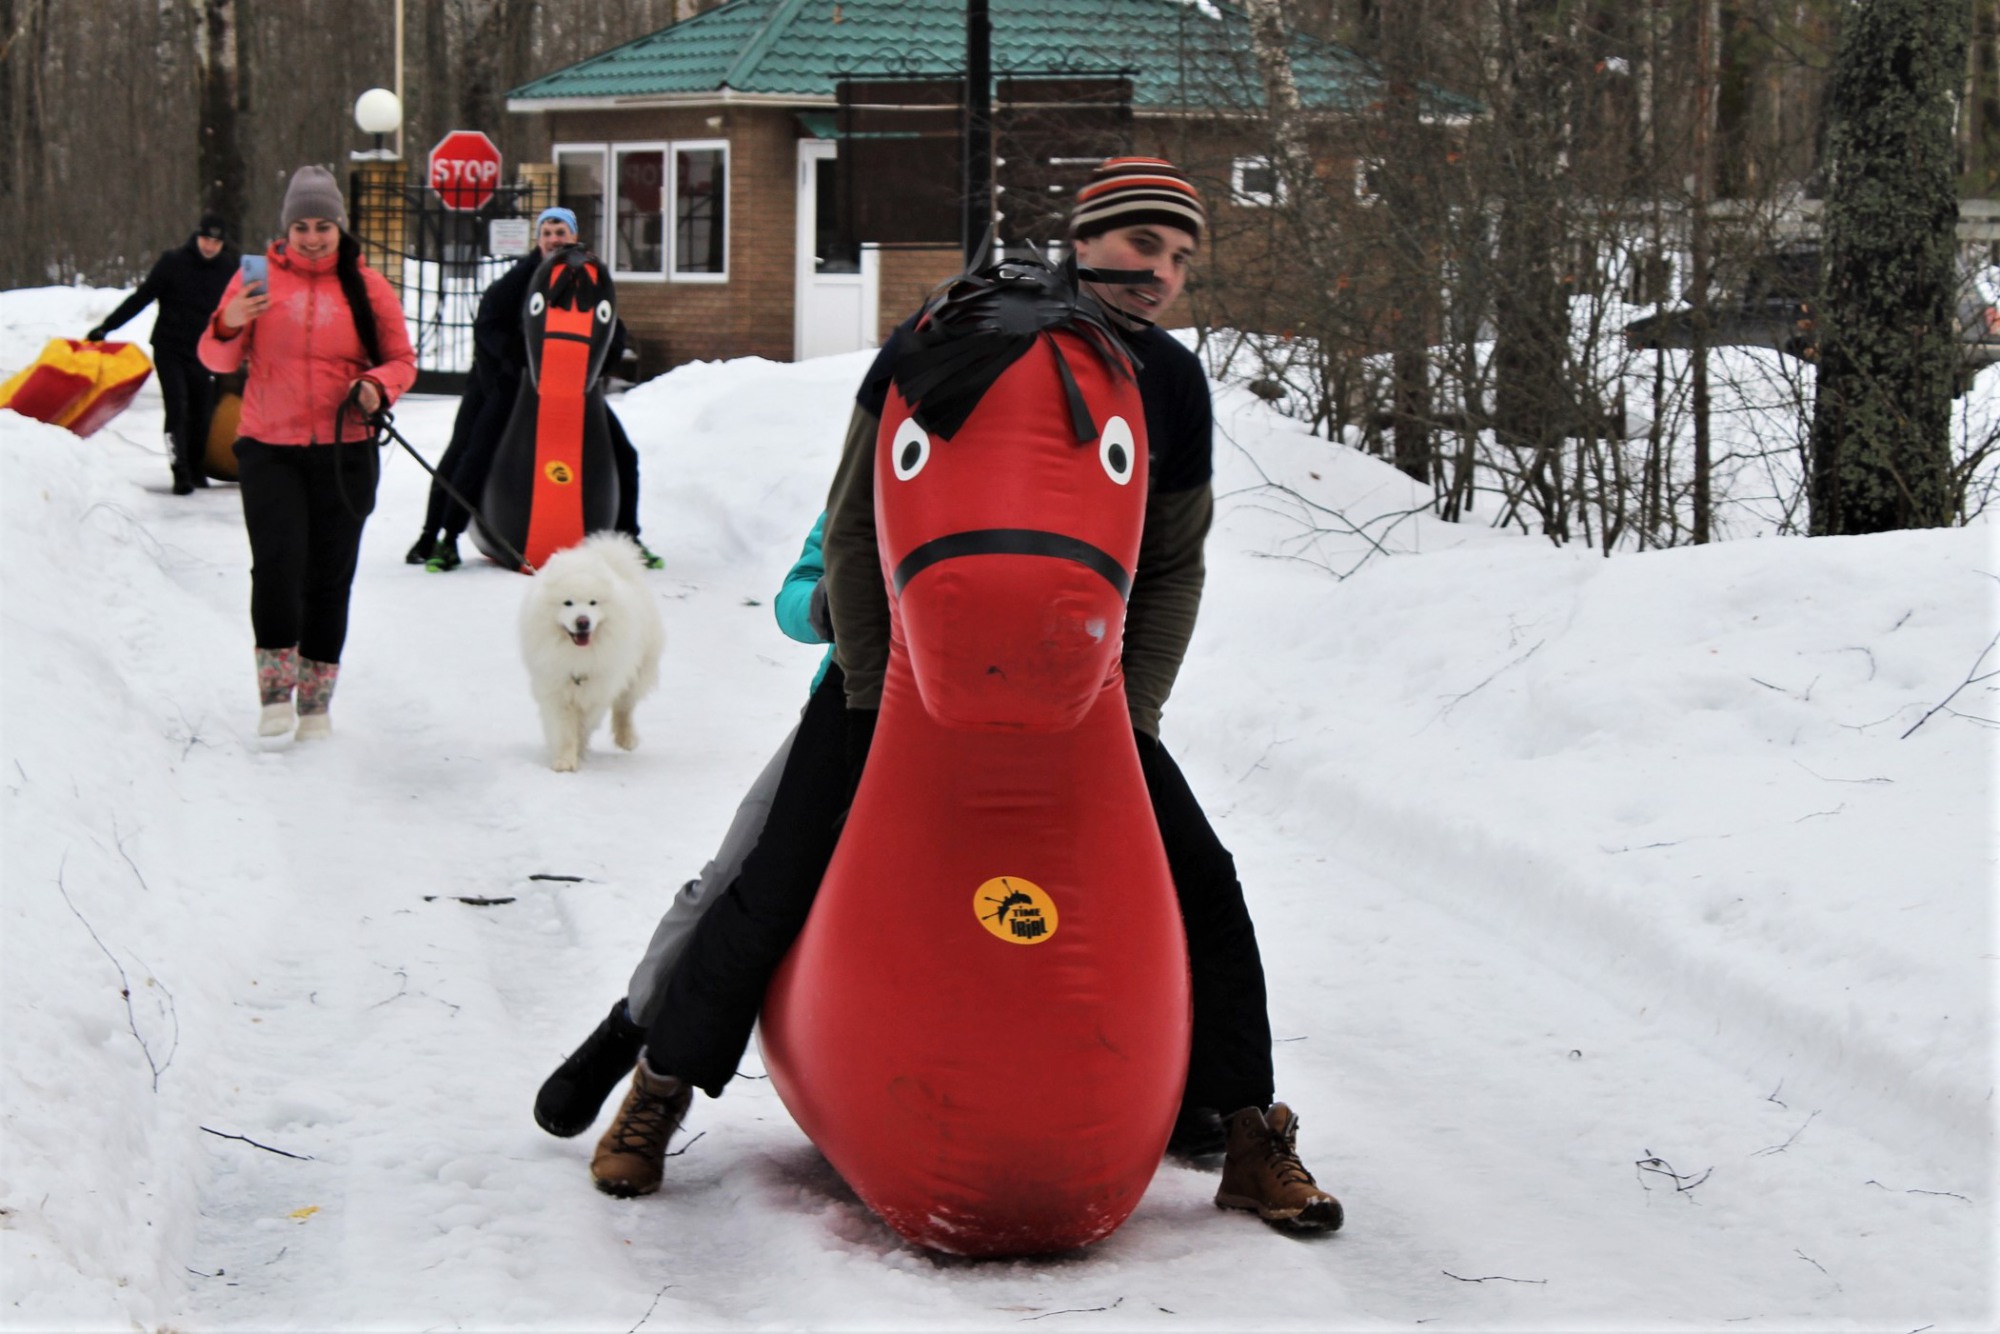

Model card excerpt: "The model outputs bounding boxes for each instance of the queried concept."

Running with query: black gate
[834,71,1132,255]
[347,168,556,395]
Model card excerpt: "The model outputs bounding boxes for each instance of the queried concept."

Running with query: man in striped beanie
[1068,156,1206,330]
[833,156,1342,1228]
[543,151,1344,1235]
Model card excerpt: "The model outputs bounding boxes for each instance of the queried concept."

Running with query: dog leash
[353,393,538,575]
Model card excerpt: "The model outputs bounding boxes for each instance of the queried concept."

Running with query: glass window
[1232,156,1283,207]
[1353,157,1385,206]
[615,147,666,274]
[815,154,861,275]
[673,144,727,278]
[554,146,606,250]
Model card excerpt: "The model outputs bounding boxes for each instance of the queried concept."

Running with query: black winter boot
[535,999,648,1137]
[1168,1105,1227,1161]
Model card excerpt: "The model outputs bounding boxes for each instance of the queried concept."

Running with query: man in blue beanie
[407,207,657,570]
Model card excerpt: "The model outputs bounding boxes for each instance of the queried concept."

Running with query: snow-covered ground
[2,284,1994,1331]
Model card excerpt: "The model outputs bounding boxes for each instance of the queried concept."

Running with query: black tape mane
[544,246,606,309]
[892,256,1140,443]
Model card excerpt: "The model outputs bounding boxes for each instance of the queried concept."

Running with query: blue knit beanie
[536,207,578,233]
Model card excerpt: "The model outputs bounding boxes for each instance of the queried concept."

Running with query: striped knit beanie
[1067,157,1205,242]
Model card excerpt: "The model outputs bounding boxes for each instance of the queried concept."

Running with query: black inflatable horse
[471,246,621,572]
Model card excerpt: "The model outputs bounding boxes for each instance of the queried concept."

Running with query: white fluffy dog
[519,532,664,772]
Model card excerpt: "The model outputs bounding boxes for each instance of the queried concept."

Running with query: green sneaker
[424,535,462,573]
[635,541,664,571]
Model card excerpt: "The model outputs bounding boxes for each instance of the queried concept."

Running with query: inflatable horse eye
[528,292,546,317]
[890,417,931,481]
[596,300,613,324]
[1098,415,1136,486]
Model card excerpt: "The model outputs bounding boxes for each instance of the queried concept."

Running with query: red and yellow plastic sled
[0,338,153,438]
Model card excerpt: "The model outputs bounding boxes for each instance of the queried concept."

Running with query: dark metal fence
[347,167,556,394]
[834,71,1132,255]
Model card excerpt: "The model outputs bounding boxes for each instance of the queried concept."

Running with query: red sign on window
[619,152,663,215]
[428,131,503,211]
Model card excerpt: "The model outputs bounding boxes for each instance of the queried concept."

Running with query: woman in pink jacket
[201,165,417,740]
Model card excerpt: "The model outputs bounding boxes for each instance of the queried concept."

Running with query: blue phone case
[239,255,268,288]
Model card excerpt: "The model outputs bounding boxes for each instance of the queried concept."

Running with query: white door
[794,140,879,360]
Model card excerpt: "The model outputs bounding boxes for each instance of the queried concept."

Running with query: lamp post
[964,0,993,265]
[351,88,406,292]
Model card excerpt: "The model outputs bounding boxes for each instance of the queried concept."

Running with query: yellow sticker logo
[975,876,1058,945]
[544,460,575,485]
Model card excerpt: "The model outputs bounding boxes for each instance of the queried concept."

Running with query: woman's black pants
[235,439,379,663]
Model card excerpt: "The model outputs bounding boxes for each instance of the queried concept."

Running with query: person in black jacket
[406,207,658,572]
[87,212,237,494]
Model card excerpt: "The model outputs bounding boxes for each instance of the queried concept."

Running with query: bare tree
[197,0,245,227]
[1810,0,1969,533]
[0,0,690,287]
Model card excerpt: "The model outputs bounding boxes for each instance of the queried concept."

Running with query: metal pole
[963,0,992,265]
[395,0,406,160]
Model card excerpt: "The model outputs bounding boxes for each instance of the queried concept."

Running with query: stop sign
[428,130,502,211]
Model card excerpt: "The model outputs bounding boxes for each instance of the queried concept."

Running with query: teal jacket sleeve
[773,511,830,646]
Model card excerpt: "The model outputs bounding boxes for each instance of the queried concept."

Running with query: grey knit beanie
[280,165,349,232]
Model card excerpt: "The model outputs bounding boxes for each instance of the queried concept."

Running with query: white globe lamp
[354,88,402,158]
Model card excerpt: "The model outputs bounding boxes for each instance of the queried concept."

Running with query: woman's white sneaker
[258,701,296,737]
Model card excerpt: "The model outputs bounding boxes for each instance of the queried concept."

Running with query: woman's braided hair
[334,231,384,370]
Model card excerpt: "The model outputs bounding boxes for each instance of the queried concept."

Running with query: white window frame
[667,138,730,284]
[552,141,609,250]
[1231,155,1285,208]
[609,140,671,284]
[1353,157,1385,206]
[552,138,730,284]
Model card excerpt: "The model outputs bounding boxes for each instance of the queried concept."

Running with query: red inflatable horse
[470,247,620,572]
[761,260,1190,1256]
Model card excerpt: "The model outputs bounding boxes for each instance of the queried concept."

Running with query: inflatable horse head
[523,246,618,392]
[472,246,621,573]
[880,258,1146,733]
[761,257,1187,1258]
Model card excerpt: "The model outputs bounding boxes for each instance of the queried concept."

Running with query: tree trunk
[1809,0,1968,535]
[1240,0,1315,195]
[1490,2,1575,541]
[1381,0,1436,484]
[197,0,246,230]
[1690,0,1717,543]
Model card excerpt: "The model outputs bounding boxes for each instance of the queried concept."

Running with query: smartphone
[239,254,268,292]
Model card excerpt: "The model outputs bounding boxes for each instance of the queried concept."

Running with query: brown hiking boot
[1215,1103,1344,1232]
[589,1061,691,1198]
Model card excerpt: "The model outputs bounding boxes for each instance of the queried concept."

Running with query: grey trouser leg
[624,722,799,1026]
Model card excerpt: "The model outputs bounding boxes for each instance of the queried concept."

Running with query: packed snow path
[2,289,1992,1329]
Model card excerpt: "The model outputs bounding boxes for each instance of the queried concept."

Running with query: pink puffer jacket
[199,242,417,445]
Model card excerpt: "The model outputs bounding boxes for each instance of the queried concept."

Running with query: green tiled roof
[508,0,1391,113]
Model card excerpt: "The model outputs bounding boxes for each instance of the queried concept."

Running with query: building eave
[507,88,838,114]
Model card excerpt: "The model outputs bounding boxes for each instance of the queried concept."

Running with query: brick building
[507,0,1385,377]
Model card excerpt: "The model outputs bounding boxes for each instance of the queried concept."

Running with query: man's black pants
[154,349,215,480]
[436,374,515,540]
[434,379,644,543]
[643,675,1276,1116]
